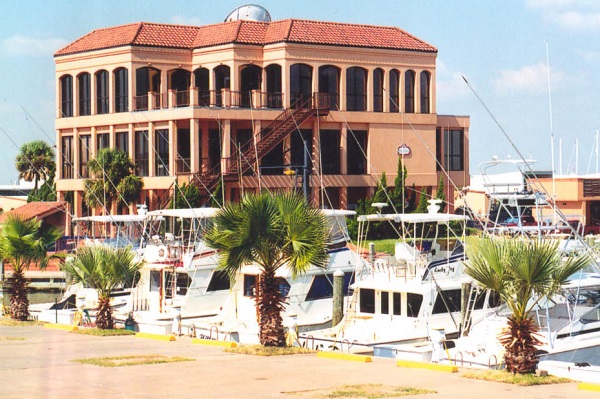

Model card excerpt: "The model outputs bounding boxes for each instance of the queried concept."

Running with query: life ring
[157,245,168,262]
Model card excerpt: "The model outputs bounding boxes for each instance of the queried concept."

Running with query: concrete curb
[578,382,600,392]
[317,351,372,363]
[396,360,458,373]
[43,323,78,332]
[135,332,176,341]
[192,338,237,348]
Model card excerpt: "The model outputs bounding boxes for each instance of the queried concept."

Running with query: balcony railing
[176,157,191,174]
[75,90,321,115]
[135,95,148,111]
[176,90,190,107]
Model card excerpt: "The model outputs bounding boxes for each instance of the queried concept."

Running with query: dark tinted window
[207,270,230,291]
[432,289,462,314]
[381,291,389,314]
[244,274,257,297]
[393,292,401,315]
[407,293,423,317]
[360,288,375,313]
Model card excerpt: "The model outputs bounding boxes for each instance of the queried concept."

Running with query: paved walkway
[0,323,598,399]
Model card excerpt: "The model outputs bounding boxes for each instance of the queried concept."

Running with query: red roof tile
[0,201,66,224]
[55,18,436,57]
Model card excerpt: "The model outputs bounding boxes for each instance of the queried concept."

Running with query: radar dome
[225,4,272,22]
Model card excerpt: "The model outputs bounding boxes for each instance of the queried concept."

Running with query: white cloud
[554,11,600,32]
[436,60,471,102]
[494,62,563,95]
[1,35,67,56]
[527,0,600,33]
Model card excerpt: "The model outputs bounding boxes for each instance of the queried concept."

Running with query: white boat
[182,209,364,343]
[296,202,503,359]
[31,213,147,323]
[121,207,225,334]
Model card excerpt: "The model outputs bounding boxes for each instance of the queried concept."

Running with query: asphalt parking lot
[0,323,598,399]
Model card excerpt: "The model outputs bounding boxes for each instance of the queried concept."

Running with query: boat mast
[546,42,557,224]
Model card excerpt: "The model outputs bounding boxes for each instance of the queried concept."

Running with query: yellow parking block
[396,360,458,373]
[192,338,237,348]
[44,323,79,332]
[317,351,372,363]
[579,382,600,392]
[135,332,176,341]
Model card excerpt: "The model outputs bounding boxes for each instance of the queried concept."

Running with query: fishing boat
[180,209,363,343]
[118,207,226,334]
[31,213,146,324]
[295,200,502,360]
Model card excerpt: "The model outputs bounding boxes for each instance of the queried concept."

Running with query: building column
[220,120,231,173]
[169,120,176,176]
[201,120,209,173]
[148,122,155,177]
[91,72,97,115]
[91,126,97,158]
[311,120,321,206]
[73,128,80,179]
[282,61,290,108]
[109,125,115,149]
[340,124,347,175]
[72,77,80,117]
[128,123,135,160]
[340,68,346,111]
[383,69,390,113]
[191,118,200,173]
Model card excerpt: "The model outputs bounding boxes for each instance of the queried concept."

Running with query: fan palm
[84,148,143,213]
[15,140,55,198]
[465,237,591,374]
[205,192,329,346]
[62,245,142,329]
[0,215,63,320]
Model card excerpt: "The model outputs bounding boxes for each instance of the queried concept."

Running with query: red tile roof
[55,19,436,56]
[0,201,66,224]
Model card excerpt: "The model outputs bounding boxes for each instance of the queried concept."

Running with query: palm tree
[0,215,63,320]
[84,148,143,214]
[15,140,55,199]
[62,245,143,329]
[465,237,590,374]
[205,192,329,346]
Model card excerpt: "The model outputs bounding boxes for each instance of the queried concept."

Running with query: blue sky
[1,0,600,183]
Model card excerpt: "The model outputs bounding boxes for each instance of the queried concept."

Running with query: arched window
[60,75,73,117]
[420,71,431,114]
[290,63,313,106]
[114,67,128,113]
[389,69,400,113]
[214,65,230,106]
[265,64,282,108]
[77,73,91,116]
[194,67,209,106]
[404,70,415,114]
[373,68,384,112]
[169,68,191,107]
[240,64,262,108]
[135,66,161,110]
[318,65,340,110]
[95,70,109,114]
[346,67,367,111]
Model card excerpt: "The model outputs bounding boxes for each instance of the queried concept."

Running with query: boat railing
[209,325,219,340]
[454,351,464,366]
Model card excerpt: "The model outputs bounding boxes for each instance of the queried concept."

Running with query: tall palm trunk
[498,316,542,374]
[9,269,29,320]
[258,269,286,346]
[95,296,114,329]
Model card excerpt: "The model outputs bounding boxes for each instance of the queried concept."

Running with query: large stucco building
[54,9,470,225]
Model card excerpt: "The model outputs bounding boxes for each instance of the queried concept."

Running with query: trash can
[125,314,136,331]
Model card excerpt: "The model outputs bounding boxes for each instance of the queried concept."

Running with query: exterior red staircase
[192,93,329,195]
